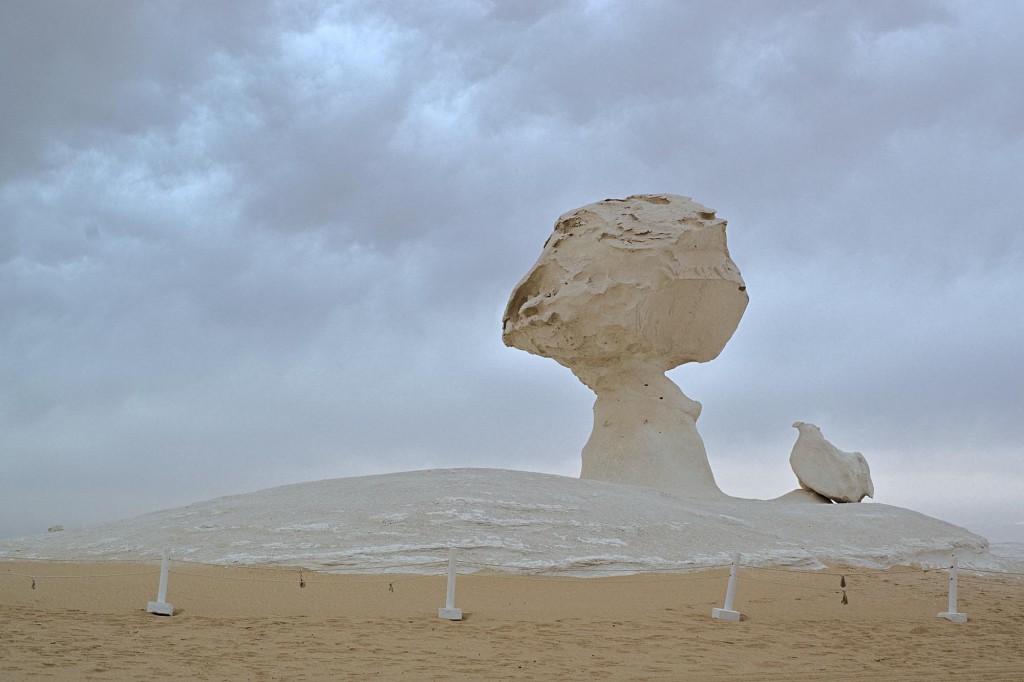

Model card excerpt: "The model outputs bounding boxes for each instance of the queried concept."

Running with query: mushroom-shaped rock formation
[790,422,874,503]
[503,194,748,497]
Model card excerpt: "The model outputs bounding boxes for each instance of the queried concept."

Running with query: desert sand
[2,559,1022,680]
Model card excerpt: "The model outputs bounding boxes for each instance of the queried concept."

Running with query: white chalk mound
[0,469,996,575]
[503,195,747,497]
[4,195,996,577]
[790,422,875,503]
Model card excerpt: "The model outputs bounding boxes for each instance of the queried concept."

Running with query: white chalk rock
[771,488,833,504]
[789,422,874,503]
[503,194,748,497]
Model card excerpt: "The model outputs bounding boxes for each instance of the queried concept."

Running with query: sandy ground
[2,560,1022,681]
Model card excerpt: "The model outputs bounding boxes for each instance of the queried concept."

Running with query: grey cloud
[0,1,275,181]
[1,0,1021,541]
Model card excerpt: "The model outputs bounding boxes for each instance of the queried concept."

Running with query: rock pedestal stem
[578,365,721,497]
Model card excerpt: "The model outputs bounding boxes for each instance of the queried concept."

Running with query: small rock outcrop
[503,194,748,497]
[789,422,874,503]
[771,488,833,504]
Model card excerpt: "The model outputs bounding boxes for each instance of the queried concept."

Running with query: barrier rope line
[2,557,1019,624]
[171,557,451,571]
[961,566,1024,577]
[752,565,943,578]
[166,568,434,585]
[434,571,731,585]
[0,569,160,580]
[458,558,736,572]
[164,563,738,585]
[2,556,1022,583]
[3,545,1019,634]
[0,556,149,564]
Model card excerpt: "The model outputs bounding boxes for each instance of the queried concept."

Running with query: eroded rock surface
[503,194,748,497]
[0,469,996,574]
[772,488,833,504]
[790,422,874,503]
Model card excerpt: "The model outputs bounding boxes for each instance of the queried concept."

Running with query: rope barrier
[739,576,844,592]
[960,566,1024,577]
[0,569,160,579]
[3,549,1020,629]
[3,565,1021,582]
[3,561,1022,580]
[173,556,450,568]
[457,558,736,573]
[3,554,1022,583]
[165,569,432,585]
[0,556,150,564]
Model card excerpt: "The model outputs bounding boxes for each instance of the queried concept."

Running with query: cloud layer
[2,1,1021,541]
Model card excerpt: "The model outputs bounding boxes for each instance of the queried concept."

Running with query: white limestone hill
[0,469,1000,575]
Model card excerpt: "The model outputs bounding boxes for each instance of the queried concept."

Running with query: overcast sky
[2,0,1021,543]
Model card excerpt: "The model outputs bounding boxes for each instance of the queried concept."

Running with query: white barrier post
[712,552,742,621]
[146,549,174,616]
[438,551,463,620]
[937,555,967,623]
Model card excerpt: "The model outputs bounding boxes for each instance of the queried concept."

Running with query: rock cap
[502,194,748,385]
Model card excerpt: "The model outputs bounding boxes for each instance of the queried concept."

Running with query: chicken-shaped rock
[789,422,874,503]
